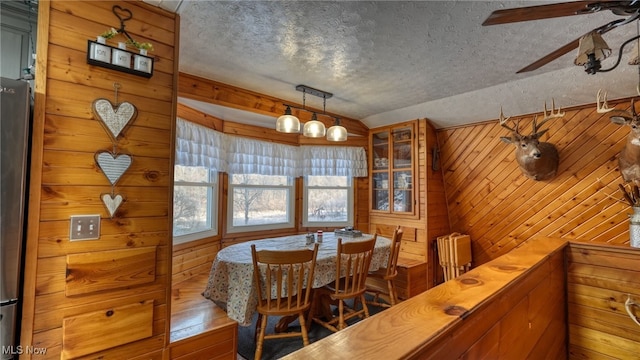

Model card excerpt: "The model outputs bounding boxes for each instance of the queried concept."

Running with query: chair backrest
[251,243,319,312]
[333,236,376,299]
[384,226,404,279]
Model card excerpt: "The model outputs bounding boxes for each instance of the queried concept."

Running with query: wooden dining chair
[311,236,376,332]
[251,243,319,360]
[365,226,404,308]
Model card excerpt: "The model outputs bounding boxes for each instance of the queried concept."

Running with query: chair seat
[364,276,388,293]
[256,296,311,316]
[321,278,367,300]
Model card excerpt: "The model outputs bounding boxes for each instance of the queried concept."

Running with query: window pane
[307,188,348,222]
[231,188,289,226]
[175,165,214,183]
[308,175,348,187]
[230,174,289,186]
[173,185,212,236]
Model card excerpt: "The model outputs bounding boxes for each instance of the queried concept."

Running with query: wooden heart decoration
[95,151,132,185]
[92,98,137,140]
[102,193,124,218]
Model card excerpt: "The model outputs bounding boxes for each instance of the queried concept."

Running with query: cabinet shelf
[370,123,416,215]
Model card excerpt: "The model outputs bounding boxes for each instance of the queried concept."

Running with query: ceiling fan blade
[516,38,581,73]
[482,1,606,26]
[515,18,624,73]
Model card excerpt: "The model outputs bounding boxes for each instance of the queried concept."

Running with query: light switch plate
[69,215,101,241]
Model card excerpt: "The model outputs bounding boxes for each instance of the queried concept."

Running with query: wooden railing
[283,237,568,359]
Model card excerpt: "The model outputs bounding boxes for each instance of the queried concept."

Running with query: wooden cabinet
[369,119,450,295]
[370,122,416,215]
[395,257,428,300]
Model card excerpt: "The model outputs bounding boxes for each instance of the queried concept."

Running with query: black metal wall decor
[87,5,154,78]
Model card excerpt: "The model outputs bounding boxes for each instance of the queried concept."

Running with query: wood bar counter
[283,237,568,359]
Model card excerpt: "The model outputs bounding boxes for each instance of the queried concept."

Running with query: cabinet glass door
[370,123,415,214]
[391,126,412,213]
[371,130,390,211]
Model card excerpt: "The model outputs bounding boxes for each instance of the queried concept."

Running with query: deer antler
[499,107,519,134]
[597,89,615,113]
[533,99,565,134]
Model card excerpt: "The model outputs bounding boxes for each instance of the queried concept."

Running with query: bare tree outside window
[173,165,217,241]
[229,174,292,227]
[304,175,352,226]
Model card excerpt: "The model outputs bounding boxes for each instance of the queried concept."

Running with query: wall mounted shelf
[87,40,154,78]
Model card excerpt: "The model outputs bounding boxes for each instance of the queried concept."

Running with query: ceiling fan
[482,1,640,73]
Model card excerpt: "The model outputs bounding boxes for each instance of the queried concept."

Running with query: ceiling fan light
[303,113,326,137]
[275,106,300,133]
[574,32,611,66]
[327,118,347,142]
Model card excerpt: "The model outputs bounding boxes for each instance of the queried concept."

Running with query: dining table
[202,232,391,326]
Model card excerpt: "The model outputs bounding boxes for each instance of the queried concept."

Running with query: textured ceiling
[148,1,640,129]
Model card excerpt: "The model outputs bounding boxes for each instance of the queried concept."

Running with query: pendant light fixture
[275,105,300,133]
[303,112,326,137]
[327,118,348,142]
[276,85,346,141]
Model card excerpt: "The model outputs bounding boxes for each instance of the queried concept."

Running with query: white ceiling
[146,1,640,129]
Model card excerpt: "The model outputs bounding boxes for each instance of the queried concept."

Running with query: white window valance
[299,146,368,177]
[226,136,300,177]
[175,118,228,172]
[175,118,368,178]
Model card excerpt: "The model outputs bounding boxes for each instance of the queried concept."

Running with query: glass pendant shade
[574,32,611,66]
[275,106,300,133]
[303,113,326,137]
[327,119,347,141]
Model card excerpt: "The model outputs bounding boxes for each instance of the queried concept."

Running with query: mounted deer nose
[533,152,542,159]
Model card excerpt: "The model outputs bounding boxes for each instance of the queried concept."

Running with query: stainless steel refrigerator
[1,77,31,359]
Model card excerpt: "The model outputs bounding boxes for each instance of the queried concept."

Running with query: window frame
[302,175,354,228]
[226,174,296,233]
[172,166,219,245]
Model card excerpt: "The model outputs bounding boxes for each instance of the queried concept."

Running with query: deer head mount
[597,89,640,183]
[499,100,563,181]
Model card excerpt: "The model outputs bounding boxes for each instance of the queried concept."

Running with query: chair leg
[298,313,310,346]
[254,314,268,360]
[360,295,370,318]
[387,280,396,306]
[338,300,346,330]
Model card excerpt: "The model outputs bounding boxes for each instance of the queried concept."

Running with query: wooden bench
[169,274,238,360]
[395,257,428,300]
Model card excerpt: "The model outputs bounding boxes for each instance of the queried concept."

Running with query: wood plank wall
[21,1,177,358]
[567,242,640,359]
[437,99,636,267]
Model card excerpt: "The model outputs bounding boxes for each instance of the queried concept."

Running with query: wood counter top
[283,236,568,359]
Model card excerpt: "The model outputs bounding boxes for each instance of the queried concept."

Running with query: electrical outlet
[69,215,101,241]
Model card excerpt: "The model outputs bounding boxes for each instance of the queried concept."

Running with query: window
[303,175,353,227]
[173,165,218,244]
[227,174,295,233]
